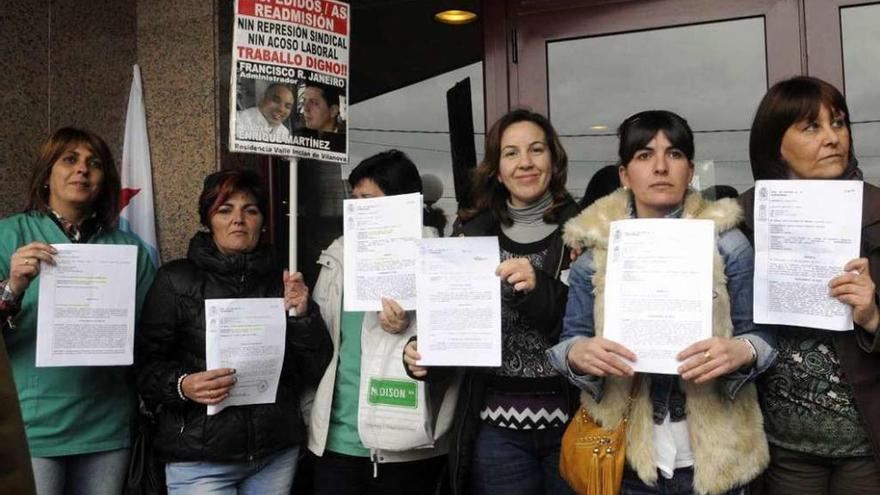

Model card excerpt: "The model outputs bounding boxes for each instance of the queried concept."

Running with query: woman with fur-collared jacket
[547,110,776,495]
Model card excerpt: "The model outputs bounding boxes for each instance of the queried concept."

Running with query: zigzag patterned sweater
[479,231,569,430]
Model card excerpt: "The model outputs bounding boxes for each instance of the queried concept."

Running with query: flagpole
[288,157,298,317]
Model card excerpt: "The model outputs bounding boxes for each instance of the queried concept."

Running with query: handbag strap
[619,375,643,422]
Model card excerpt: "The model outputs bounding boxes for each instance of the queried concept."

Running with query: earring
[43,184,49,189]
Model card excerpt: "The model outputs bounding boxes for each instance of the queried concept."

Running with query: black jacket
[448,199,581,494]
[134,232,331,462]
[740,181,880,466]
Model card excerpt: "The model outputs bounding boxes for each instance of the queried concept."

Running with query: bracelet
[177,373,189,401]
[0,281,22,330]
[735,337,758,365]
[0,281,17,304]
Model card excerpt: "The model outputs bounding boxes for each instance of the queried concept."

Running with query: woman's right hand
[7,242,56,297]
[181,368,237,405]
[566,336,636,377]
[403,340,427,378]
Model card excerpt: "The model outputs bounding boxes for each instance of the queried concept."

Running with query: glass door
[805,0,880,183]
[489,0,804,194]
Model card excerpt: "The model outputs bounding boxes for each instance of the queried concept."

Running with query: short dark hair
[617,110,695,167]
[198,168,268,227]
[25,127,121,229]
[749,76,855,180]
[579,164,621,209]
[702,184,739,200]
[305,83,340,108]
[466,108,570,225]
[348,150,422,196]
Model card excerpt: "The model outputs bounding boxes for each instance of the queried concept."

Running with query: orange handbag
[559,378,640,495]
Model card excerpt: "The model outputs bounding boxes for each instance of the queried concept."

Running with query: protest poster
[230,0,349,163]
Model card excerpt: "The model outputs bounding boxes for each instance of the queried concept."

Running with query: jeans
[165,446,298,495]
[471,423,573,495]
[621,466,747,495]
[31,448,130,495]
[312,450,446,495]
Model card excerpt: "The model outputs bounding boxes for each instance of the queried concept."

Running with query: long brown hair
[25,127,121,229]
[464,109,571,225]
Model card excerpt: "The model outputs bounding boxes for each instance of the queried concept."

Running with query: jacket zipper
[554,238,566,280]
[246,408,255,460]
[452,376,473,495]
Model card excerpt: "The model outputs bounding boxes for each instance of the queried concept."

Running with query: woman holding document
[548,110,774,494]
[307,150,457,495]
[0,127,155,494]
[406,109,581,494]
[739,76,880,493]
[134,169,330,494]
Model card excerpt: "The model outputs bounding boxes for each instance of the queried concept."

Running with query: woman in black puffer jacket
[135,169,331,494]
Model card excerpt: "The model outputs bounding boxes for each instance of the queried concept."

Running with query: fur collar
[563,188,742,250]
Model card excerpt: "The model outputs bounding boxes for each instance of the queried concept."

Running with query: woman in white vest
[307,150,458,495]
[547,110,776,495]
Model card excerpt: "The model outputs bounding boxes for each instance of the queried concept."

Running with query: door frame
[483,0,804,123]
[803,0,880,91]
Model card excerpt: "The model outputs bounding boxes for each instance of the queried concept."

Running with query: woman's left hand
[403,339,427,378]
[677,336,754,384]
[379,297,410,333]
[496,258,536,293]
[829,257,879,333]
[283,270,309,315]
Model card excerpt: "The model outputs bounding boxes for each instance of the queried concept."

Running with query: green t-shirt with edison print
[325,297,369,457]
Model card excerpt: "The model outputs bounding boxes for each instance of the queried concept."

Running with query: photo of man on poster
[293,81,347,153]
[302,83,342,133]
[235,82,294,142]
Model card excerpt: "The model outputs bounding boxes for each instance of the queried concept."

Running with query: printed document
[603,219,714,374]
[36,244,137,367]
[206,298,286,416]
[753,180,862,330]
[343,192,422,311]
[416,237,501,367]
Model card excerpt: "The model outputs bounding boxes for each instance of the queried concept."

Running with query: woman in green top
[0,127,156,495]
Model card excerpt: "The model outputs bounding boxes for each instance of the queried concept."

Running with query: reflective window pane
[842,4,880,185]
[547,18,767,196]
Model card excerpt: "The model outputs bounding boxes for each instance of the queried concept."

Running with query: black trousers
[311,450,446,495]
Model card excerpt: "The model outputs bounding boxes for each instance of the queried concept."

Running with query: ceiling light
[435,9,478,25]
[590,125,608,131]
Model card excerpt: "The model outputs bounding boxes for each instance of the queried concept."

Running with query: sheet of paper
[603,219,714,374]
[36,244,137,367]
[205,298,286,416]
[416,236,501,367]
[343,192,422,311]
[753,180,862,330]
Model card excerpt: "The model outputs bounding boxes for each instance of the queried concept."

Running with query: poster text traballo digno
[230,0,349,163]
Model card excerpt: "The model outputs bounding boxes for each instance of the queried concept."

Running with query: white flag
[120,64,160,266]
